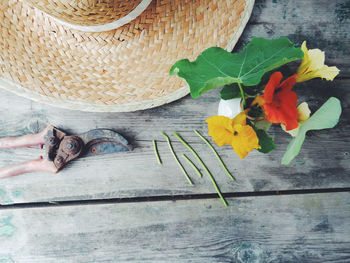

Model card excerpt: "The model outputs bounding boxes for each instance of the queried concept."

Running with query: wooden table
[1,0,349,262]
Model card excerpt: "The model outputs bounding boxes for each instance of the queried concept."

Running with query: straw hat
[0,0,254,112]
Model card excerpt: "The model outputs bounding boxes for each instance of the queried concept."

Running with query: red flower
[255,72,298,130]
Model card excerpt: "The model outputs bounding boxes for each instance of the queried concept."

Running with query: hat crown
[1,0,254,112]
[24,0,152,31]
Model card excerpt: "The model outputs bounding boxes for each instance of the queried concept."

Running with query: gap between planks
[1,187,349,210]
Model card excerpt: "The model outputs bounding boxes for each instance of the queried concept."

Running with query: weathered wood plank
[0,77,348,204]
[235,0,350,75]
[1,192,350,262]
[0,0,349,204]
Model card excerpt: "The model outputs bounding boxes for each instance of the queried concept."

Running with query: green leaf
[254,120,272,131]
[220,84,260,100]
[169,37,304,98]
[220,84,242,100]
[256,129,276,154]
[281,97,342,165]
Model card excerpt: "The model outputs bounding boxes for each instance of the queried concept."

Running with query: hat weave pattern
[0,0,254,112]
[24,0,144,26]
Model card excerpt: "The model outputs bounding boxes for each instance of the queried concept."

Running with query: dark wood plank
[234,0,350,75]
[0,0,349,204]
[1,192,350,262]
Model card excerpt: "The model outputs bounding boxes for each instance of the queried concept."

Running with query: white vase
[217,98,242,119]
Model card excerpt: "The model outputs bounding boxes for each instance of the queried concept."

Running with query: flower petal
[260,73,299,131]
[281,124,300,137]
[206,116,234,146]
[206,114,260,159]
[296,41,339,82]
[301,41,308,54]
[232,112,247,126]
[264,72,283,103]
[281,102,311,136]
[316,65,340,81]
[307,48,325,71]
[231,124,261,159]
[262,91,299,130]
[297,102,311,122]
[280,74,296,92]
[297,41,310,75]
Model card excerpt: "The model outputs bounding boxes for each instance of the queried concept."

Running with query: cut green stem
[174,132,227,206]
[194,130,235,181]
[182,154,202,178]
[174,132,205,176]
[204,167,228,207]
[238,82,246,107]
[161,132,193,185]
[153,140,162,165]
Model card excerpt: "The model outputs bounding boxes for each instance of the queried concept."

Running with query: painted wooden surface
[1,193,350,262]
[0,0,349,261]
[0,0,348,204]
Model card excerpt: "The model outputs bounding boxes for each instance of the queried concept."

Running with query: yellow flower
[281,102,311,136]
[296,41,340,82]
[206,113,261,159]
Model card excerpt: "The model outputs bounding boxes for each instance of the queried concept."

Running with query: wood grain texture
[234,0,350,74]
[0,77,348,204]
[1,192,350,262]
[0,0,349,204]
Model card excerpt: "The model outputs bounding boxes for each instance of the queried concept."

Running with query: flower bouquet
[170,37,342,164]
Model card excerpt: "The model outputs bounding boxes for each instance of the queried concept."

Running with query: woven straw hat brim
[25,0,147,26]
[26,0,153,32]
[0,0,254,112]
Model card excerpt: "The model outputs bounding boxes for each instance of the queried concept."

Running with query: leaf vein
[202,56,231,78]
[238,48,248,78]
[240,47,288,78]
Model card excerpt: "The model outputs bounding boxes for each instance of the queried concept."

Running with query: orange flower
[206,113,261,159]
[281,102,311,136]
[254,72,298,131]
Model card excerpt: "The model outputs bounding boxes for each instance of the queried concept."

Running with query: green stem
[238,82,246,107]
[153,140,162,165]
[182,154,202,178]
[194,130,235,181]
[204,167,228,207]
[174,132,205,175]
[174,132,228,206]
[161,132,193,185]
